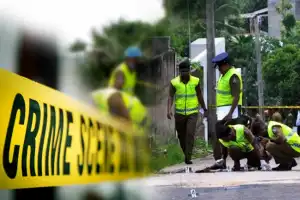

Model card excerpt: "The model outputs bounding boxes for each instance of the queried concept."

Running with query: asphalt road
[153,184,300,200]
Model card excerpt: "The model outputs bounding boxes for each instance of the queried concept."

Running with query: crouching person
[216,122,262,171]
[256,120,300,171]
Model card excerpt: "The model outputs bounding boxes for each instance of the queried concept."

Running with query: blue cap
[212,52,229,63]
[124,46,142,58]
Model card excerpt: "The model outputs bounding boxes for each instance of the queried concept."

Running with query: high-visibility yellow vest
[219,124,254,152]
[108,63,136,95]
[91,88,149,129]
[216,67,243,107]
[170,75,199,115]
[268,121,300,153]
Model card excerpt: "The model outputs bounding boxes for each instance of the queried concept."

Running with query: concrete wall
[148,51,176,141]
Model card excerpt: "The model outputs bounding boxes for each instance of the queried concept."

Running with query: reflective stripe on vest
[268,121,300,153]
[219,124,254,152]
[216,67,243,107]
[171,75,199,115]
[108,63,136,95]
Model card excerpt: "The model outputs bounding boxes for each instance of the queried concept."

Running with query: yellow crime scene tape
[0,68,149,189]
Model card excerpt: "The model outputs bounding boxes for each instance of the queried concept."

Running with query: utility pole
[187,0,191,58]
[254,15,264,118]
[206,1,219,158]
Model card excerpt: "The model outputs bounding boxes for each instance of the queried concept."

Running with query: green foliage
[76,19,169,90]
[69,39,87,52]
[163,0,246,56]
[237,0,267,13]
[226,35,257,105]
[263,44,300,105]
[282,13,296,32]
[276,0,293,16]
[150,137,211,172]
[276,0,296,36]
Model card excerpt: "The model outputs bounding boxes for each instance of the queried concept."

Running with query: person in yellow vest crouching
[254,120,300,171]
[216,122,263,171]
[108,46,142,95]
[91,87,150,131]
[167,58,207,164]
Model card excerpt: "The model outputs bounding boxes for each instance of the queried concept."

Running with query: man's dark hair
[216,121,231,139]
[251,118,266,136]
[178,58,190,70]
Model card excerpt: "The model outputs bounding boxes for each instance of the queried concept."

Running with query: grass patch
[149,137,212,172]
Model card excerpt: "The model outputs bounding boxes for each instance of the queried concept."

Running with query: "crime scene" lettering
[3,93,74,178]
[2,93,146,179]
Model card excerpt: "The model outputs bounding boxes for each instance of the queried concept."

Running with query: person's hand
[222,113,232,121]
[259,136,269,148]
[167,111,173,120]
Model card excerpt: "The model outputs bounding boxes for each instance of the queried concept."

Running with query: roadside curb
[157,154,214,174]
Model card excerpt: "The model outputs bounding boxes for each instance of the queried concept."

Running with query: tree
[276,0,296,36]
[78,19,169,89]
[226,35,257,105]
[163,0,243,56]
[263,44,300,105]
[69,39,87,52]
[226,34,282,106]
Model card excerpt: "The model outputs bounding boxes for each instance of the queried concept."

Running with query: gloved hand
[260,160,272,171]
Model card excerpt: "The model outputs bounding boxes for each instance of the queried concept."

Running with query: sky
[0,0,165,45]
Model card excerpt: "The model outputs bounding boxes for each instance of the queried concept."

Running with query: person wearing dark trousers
[167,58,207,164]
[216,122,263,170]
[210,52,243,167]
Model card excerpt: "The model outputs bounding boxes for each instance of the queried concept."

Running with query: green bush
[149,137,211,172]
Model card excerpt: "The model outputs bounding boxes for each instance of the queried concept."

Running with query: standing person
[108,46,142,95]
[210,52,243,166]
[285,109,294,128]
[167,58,207,164]
[213,52,243,122]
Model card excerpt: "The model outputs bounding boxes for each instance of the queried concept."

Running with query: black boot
[272,164,292,171]
[185,158,193,165]
[291,159,297,168]
[232,161,242,171]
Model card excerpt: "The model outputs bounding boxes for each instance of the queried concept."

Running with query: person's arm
[222,145,228,160]
[195,82,207,110]
[113,70,125,90]
[108,92,130,120]
[244,127,260,156]
[168,83,176,114]
[228,74,241,116]
[270,125,286,144]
